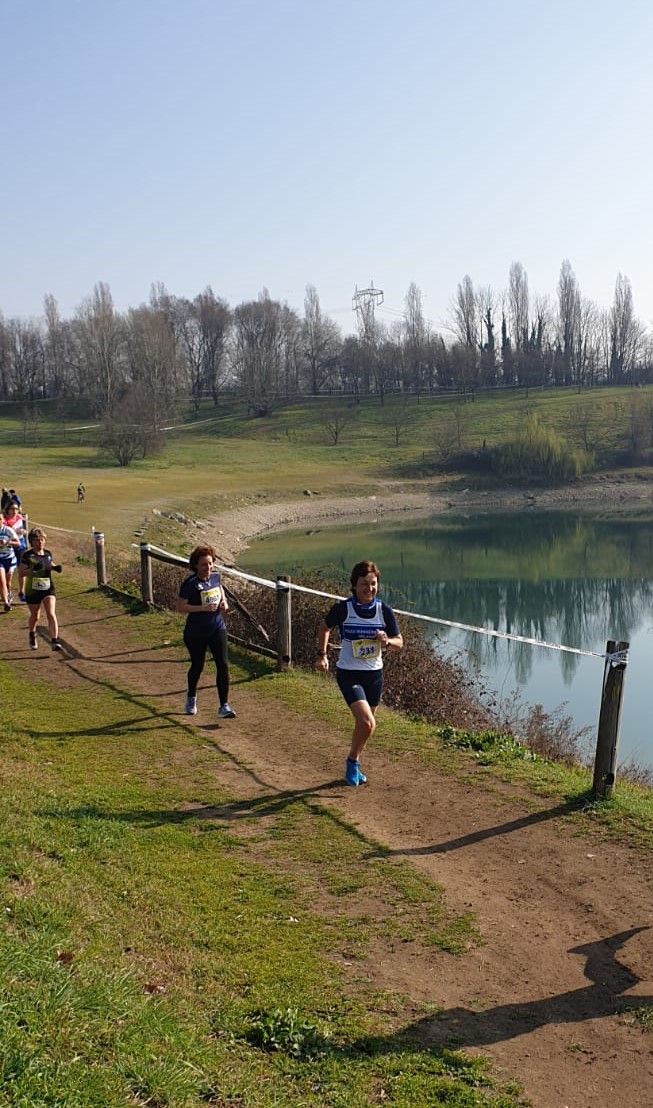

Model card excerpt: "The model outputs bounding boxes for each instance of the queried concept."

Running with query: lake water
[238,508,653,772]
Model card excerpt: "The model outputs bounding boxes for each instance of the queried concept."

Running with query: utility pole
[352,281,384,345]
[352,281,384,396]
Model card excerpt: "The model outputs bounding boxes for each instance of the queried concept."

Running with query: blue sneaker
[185,695,197,715]
[218,703,236,719]
[345,757,360,787]
[357,767,367,784]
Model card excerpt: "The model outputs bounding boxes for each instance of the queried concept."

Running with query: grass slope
[0,601,528,1107]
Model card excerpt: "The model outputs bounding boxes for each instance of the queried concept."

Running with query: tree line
[0,260,650,459]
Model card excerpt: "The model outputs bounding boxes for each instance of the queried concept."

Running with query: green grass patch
[0,632,526,1106]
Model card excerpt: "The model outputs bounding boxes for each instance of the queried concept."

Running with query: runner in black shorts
[316,559,403,786]
[19,528,63,651]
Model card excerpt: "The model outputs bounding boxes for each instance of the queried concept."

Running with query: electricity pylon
[352,281,384,345]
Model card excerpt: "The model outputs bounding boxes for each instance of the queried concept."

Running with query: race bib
[352,638,381,660]
[200,586,221,606]
[31,577,50,591]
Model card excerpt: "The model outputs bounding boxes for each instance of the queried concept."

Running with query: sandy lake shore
[203,474,653,564]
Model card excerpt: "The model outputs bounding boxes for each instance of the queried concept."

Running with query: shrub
[491,411,592,484]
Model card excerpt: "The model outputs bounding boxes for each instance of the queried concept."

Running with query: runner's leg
[42,595,59,640]
[184,635,207,697]
[207,628,230,705]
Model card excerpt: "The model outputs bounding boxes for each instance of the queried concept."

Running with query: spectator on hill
[18,528,63,651]
[315,559,403,786]
[77,483,85,502]
[175,544,236,720]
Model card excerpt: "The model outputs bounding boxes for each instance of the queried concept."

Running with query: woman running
[18,528,63,651]
[0,512,21,611]
[316,559,402,786]
[175,544,236,719]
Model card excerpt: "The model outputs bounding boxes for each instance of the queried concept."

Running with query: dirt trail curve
[5,591,653,1108]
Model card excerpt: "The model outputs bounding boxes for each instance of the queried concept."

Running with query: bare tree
[556,259,579,384]
[508,261,529,351]
[384,396,413,447]
[574,297,601,388]
[196,288,231,404]
[126,304,180,435]
[374,338,401,405]
[0,313,11,399]
[432,410,459,463]
[449,342,479,396]
[43,294,74,399]
[575,398,600,453]
[477,285,497,386]
[231,291,301,415]
[172,287,231,409]
[449,274,479,347]
[301,284,341,394]
[609,273,644,383]
[402,281,429,394]
[7,318,45,402]
[74,282,125,416]
[325,408,350,445]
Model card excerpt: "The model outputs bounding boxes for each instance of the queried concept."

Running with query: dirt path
[5,589,653,1108]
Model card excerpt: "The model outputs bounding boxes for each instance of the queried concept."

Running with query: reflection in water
[241,510,653,769]
[402,577,653,685]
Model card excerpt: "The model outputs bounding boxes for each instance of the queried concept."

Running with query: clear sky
[2,0,652,334]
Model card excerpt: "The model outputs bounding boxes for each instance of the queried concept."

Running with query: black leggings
[184,628,229,703]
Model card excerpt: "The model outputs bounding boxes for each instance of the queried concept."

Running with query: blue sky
[2,0,652,334]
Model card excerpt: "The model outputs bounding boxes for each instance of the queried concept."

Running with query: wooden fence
[93,537,631,800]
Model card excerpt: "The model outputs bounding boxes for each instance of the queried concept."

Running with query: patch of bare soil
[4,585,652,1108]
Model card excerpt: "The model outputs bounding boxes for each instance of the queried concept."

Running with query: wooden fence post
[592,639,629,799]
[140,543,153,606]
[94,530,107,587]
[276,575,292,671]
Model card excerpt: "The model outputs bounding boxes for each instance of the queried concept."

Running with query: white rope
[136,542,628,665]
[30,521,96,537]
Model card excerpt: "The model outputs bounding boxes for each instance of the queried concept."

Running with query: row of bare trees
[1,262,651,429]
[449,262,648,391]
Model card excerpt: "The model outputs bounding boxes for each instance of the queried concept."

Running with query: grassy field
[8,385,653,553]
[1,594,530,1107]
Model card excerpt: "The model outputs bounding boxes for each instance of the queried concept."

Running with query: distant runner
[316,559,403,786]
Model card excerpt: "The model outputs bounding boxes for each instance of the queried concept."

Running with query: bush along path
[1,585,652,1108]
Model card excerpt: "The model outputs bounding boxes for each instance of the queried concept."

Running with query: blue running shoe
[345,757,360,787]
[357,767,367,784]
[185,695,197,715]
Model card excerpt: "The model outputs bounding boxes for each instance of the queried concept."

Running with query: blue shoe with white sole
[345,757,360,786]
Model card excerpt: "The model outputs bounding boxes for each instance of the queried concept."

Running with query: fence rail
[85,535,631,799]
